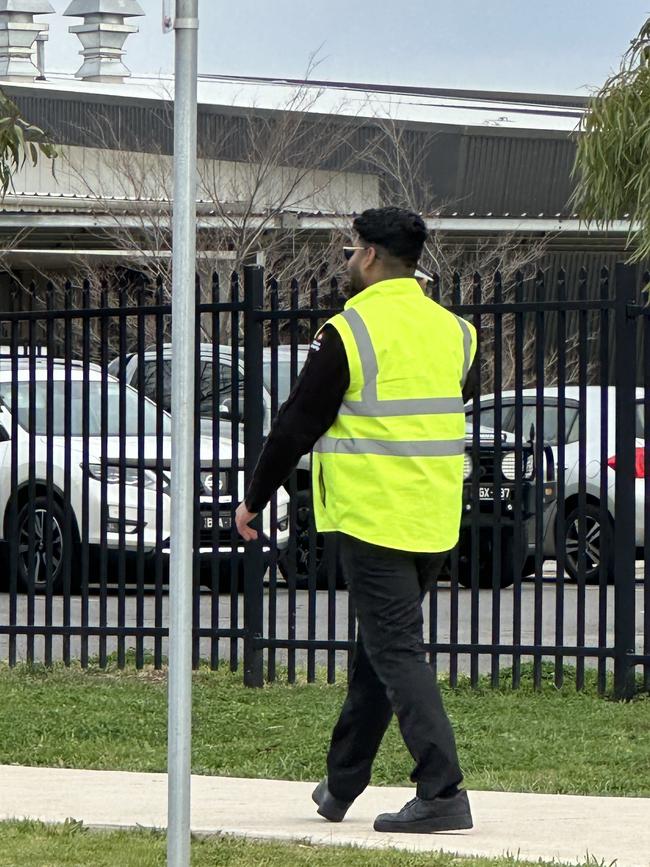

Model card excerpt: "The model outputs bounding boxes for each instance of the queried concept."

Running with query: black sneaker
[311,779,353,822]
[374,790,473,834]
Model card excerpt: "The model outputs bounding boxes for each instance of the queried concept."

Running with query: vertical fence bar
[469,271,482,686]
[25,286,36,664]
[447,272,462,687]
[554,269,567,688]
[80,279,91,668]
[8,305,19,666]
[575,268,588,690]
[491,270,503,687]
[287,278,300,683]
[597,268,610,694]
[208,272,221,671]
[265,280,279,682]
[135,279,146,669]
[325,279,341,684]
[511,270,525,689]
[62,282,73,666]
[306,279,318,684]
[98,282,109,668]
[192,279,202,671]
[613,263,638,699]
[266,277,279,682]
[229,272,241,673]
[154,278,166,670]
[44,284,55,666]
[117,283,127,668]
[532,270,545,688]
[243,265,265,687]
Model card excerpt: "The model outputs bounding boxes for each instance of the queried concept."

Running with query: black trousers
[326,534,463,802]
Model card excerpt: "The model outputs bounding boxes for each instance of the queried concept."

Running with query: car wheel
[563,503,614,585]
[10,496,75,594]
[456,529,521,589]
[522,555,537,577]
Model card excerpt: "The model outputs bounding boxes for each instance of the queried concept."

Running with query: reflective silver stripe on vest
[455,315,472,387]
[339,307,466,416]
[340,308,378,401]
[340,396,465,417]
[313,436,466,457]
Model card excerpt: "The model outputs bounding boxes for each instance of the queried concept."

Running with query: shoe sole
[373,813,473,834]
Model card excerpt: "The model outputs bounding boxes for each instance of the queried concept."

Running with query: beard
[345,267,366,298]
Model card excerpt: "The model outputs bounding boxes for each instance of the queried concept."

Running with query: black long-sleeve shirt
[245,325,479,513]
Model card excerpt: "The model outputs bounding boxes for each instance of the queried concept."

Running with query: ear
[363,246,377,267]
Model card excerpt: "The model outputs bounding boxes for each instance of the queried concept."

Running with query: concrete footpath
[0,765,649,866]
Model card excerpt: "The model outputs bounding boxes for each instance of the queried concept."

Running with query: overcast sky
[43,1,649,95]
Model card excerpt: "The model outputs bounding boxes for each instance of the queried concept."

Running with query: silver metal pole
[167,1,198,865]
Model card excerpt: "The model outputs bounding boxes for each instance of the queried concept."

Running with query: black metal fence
[0,263,647,698]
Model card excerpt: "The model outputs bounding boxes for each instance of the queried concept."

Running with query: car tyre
[563,503,614,585]
[279,491,345,589]
[9,496,77,594]
[456,529,522,589]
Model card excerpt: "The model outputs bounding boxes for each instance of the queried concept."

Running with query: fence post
[614,262,638,699]
[242,264,265,687]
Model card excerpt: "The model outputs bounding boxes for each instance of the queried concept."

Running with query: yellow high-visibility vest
[312,277,477,552]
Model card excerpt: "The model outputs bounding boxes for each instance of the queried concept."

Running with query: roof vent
[0,1,54,81]
[64,0,144,83]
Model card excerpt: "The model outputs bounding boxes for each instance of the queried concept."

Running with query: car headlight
[500,452,535,480]
[501,452,516,480]
[463,453,473,479]
[201,470,229,495]
[87,463,158,490]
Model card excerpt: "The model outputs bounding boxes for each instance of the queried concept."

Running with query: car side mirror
[219,397,243,424]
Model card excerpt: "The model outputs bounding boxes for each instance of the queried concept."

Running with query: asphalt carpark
[1,561,645,674]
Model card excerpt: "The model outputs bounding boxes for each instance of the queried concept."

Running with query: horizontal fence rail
[0,264,646,698]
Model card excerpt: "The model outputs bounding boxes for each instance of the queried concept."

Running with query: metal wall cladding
[455,134,577,215]
[12,91,581,215]
[13,93,174,154]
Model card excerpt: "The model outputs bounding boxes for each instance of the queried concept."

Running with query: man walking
[236,206,477,834]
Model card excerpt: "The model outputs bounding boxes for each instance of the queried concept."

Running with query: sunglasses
[343,245,369,261]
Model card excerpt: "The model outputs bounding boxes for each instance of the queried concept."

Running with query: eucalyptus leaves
[0,90,57,200]
[573,18,650,261]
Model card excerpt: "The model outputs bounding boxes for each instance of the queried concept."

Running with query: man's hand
[235,500,259,541]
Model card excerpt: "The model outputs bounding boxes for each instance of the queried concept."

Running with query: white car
[466,387,645,582]
[0,360,289,592]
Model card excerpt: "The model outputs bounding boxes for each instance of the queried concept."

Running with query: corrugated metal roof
[3,73,583,134]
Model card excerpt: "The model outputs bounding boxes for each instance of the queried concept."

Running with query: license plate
[201,513,231,530]
[478,486,511,501]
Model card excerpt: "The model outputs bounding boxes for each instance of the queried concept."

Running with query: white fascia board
[0,209,636,235]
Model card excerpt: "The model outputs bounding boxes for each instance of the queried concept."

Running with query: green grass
[0,820,592,867]
[0,660,648,797]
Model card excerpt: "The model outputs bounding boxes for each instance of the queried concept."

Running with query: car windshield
[143,359,235,418]
[0,380,170,436]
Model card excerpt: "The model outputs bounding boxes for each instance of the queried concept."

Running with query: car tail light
[607,447,646,478]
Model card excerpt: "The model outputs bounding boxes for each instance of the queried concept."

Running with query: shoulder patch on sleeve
[310,335,323,352]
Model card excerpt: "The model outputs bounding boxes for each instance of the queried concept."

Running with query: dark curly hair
[353,207,427,269]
